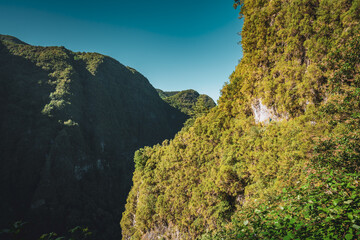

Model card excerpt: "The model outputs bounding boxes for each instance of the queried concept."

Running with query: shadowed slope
[0,35,187,239]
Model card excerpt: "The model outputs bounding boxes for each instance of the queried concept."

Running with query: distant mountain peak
[156,89,216,116]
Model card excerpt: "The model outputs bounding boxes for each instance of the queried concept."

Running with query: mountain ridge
[156,89,216,117]
[0,35,188,239]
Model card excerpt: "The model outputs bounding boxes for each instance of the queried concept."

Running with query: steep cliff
[121,1,360,239]
[0,35,187,239]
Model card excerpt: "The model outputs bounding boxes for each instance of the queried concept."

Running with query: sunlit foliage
[156,89,216,117]
[121,0,360,239]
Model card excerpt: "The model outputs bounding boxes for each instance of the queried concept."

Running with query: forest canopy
[121,0,360,239]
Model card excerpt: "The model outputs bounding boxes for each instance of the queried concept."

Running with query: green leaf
[284,233,294,240]
[39,234,48,240]
[344,200,353,204]
[295,223,303,230]
[352,224,360,230]
[345,233,353,240]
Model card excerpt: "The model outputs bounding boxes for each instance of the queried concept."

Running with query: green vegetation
[156,89,216,117]
[121,1,360,239]
[0,35,187,240]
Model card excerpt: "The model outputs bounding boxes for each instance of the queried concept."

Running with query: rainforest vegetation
[121,0,360,239]
[1,0,360,239]
[156,89,216,117]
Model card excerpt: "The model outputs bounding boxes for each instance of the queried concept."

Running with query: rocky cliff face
[121,1,360,239]
[0,35,187,239]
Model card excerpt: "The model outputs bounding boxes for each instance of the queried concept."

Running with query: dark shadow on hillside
[0,41,188,240]
[0,41,64,239]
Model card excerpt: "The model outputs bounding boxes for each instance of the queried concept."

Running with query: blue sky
[0,0,243,101]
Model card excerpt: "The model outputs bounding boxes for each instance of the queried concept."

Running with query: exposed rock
[251,99,287,123]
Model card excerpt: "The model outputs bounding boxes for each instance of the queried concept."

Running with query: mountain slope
[156,89,216,117]
[121,1,360,239]
[0,35,188,239]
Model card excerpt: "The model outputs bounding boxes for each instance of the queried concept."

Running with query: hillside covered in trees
[121,0,360,239]
[0,35,188,239]
[156,89,216,117]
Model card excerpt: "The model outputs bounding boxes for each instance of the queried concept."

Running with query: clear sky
[0,0,243,101]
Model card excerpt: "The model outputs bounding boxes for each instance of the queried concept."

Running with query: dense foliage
[156,89,216,117]
[121,0,360,239]
[0,35,187,240]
